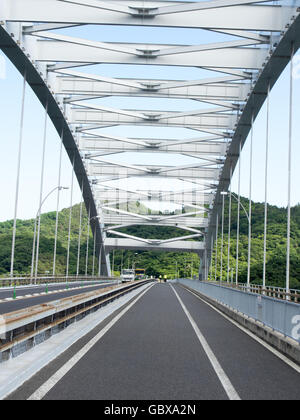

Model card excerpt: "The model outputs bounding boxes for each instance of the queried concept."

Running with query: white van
[121,269,135,283]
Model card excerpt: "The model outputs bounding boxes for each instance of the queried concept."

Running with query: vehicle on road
[135,268,146,280]
[121,269,135,283]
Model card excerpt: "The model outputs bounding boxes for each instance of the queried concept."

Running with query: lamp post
[230,192,250,222]
[31,186,69,283]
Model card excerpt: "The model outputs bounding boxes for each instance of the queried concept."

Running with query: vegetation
[209,197,300,290]
[0,204,200,279]
[0,197,299,290]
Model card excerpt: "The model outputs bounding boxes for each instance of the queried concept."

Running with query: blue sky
[0,23,300,222]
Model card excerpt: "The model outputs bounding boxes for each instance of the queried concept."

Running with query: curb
[180,284,300,366]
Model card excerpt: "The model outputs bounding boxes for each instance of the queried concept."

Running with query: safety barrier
[0,276,119,288]
[177,279,300,344]
[207,280,300,303]
[0,280,151,363]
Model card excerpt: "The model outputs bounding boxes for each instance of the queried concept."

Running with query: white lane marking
[27,283,155,400]
[0,283,111,303]
[182,285,300,374]
[170,284,241,401]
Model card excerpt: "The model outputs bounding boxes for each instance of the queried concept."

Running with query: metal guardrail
[177,279,300,343]
[207,280,300,303]
[0,276,119,288]
[0,280,151,363]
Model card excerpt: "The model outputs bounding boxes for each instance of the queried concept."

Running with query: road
[0,282,113,315]
[6,283,300,400]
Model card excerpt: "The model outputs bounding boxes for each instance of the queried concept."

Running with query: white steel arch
[1,0,300,277]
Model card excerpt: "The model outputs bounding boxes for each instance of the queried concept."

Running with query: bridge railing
[0,280,151,364]
[177,279,300,343]
[0,276,119,288]
[205,280,300,304]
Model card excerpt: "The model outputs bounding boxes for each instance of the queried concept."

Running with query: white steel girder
[71,108,238,130]
[55,71,250,94]
[87,163,220,179]
[102,216,208,229]
[35,41,268,69]
[1,0,294,32]
[104,238,205,253]
[1,0,299,261]
[81,138,228,156]
[94,191,213,205]
[56,78,251,103]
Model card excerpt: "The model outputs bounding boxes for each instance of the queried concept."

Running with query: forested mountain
[0,204,200,279]
[211,197,300,290]
[0,197,299,289]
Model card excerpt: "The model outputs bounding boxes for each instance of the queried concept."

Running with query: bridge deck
[6,283,300,401]
[0,283,113,315]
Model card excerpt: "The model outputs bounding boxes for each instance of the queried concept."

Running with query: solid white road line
[182,285,300,374]
[170,284,241,401]
[27,283,155,400]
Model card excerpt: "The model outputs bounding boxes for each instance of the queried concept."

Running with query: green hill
[0,198,299,289]
[0,204,200,279]
[210,197,300,290]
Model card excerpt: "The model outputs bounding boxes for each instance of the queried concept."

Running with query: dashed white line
[0,283,111,303]
[170,284,241,401]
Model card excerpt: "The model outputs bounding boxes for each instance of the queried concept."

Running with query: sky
[0,23,300,223]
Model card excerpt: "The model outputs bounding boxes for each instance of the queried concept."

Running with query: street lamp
[221,191,249,221]
[230,192,250,222]
[31,186,69,282]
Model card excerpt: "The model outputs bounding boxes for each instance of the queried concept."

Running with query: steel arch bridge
[1,0,300,278]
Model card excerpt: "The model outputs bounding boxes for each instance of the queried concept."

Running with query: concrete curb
[180,284,300,366]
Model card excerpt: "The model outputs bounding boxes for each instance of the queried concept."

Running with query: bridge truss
[1,0,300,280]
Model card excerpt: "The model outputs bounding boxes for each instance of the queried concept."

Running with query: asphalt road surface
[6,283,300,400]
[0,282,113,315]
